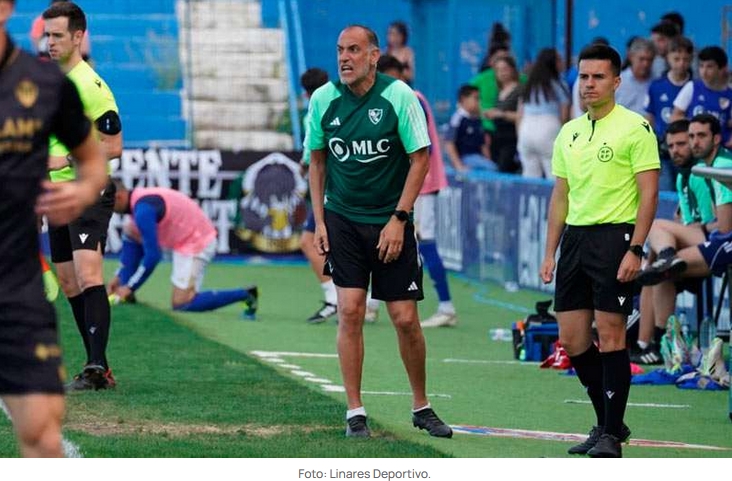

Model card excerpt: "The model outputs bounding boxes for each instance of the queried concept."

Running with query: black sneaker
[83,364,113,390]
[307,302,337,324]
[568,424,630,455]
[412,408,453,438]
[587,433,622,458]
[636,257,687,286]
[629,344,663,365]
[345,415,371,438]
[242,286,258,320]
[65,372,94,392]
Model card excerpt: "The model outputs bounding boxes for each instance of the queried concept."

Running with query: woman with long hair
[386,21,415,83]
[484,55,521,173]
[517,48,570,178]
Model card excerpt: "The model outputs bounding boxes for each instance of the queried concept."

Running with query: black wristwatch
[393,210,409,222]
[628,244,644,258]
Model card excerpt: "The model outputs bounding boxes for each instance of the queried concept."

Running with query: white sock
[438,301,455,315]
[366,292,380,311]
[412,403,431,414]
[322,280,337,305]
[346,406,367,419]
[637,340,649,349]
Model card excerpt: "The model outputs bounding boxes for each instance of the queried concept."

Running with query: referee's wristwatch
[628,244,644,258]
[393,210,409,223]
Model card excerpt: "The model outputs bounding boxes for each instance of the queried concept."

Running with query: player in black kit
[0,0,107,457]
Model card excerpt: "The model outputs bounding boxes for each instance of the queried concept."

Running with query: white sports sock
[366,291,380,311]
[438,301,455,315]
[412,403,431,414]
[637,340,649,349]
[322,280,337,305]
[346,406,367,419]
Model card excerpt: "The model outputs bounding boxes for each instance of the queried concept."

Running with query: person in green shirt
[638,114,732,286]
[632,119,716,365]
[540,44,660,458]
[307,24,451,439]
[43,1,122,391]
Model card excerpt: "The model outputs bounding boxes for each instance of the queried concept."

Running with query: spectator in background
[571,37,610,118]
[616,37,655,115]
[299,67,337,324]
[386,21,415,84]
[650,21,680,79]
[30,0,90,60]
[484,55,521,173]
[478,22,511,72]
[376,55,459,328]
[471,43,510,152]
[444,84,497,172]
[672,46,732,147]
[661,11,685,35]
[632,119,715,365]
[517,48,570,178]
[644,36,694,191]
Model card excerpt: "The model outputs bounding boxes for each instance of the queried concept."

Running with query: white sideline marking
[252,351,452,399]
[443,358,537,365]
[303,377,332,384]
[279,364,301,369]
[263,358,286,364]
[564,399,691,409]
[251,350,338,359]
[0,399,83,458]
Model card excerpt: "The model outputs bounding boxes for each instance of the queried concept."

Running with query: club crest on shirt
[15,79,39,108]
[597,144,614,162]
[368,108,383,125]
[720,97,730,110]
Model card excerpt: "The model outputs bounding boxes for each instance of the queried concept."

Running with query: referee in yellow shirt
[540,44,660,458]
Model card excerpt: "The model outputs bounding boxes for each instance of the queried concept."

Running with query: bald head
[337,24,381,95]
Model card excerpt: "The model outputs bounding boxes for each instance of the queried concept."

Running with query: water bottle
[678,312,691,347]
[699,316,717,354]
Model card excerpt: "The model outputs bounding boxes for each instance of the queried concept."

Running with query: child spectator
[444,84,497,172]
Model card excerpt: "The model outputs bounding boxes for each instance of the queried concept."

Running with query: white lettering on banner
[201,200,236,253]
[435,187,463,271]
[518,193,552,292]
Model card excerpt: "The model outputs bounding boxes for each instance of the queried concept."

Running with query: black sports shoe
[65,372,93,392]
[242,286,258,320]
[636,257,687,286]
[307,302,337,324]
[345,415,371,438]
[412,408,453,438]
[568,424,631,455]
[629,343,663,365]
[67,364,114,391]
[587,433,622,458]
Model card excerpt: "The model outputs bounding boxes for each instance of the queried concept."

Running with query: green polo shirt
[676,161,716,225]
[552,104,660,225]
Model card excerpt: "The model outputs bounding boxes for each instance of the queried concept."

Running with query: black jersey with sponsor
[0,36,90,304]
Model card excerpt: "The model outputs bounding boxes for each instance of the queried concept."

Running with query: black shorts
[555,223,635,315]
[323,209,423,302]
[49,179,115,263]
[0,300,65,395]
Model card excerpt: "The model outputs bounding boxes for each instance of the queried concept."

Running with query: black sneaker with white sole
[345,415,371,438]
[629,344,663,365]
[568,424,631,455]
[412,408,453,438]
[636,256,687,286]
[307,302,337,324]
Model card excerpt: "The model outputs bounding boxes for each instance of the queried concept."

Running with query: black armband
[95,110,122,135]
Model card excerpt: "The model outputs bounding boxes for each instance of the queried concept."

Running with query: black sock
[569,344,605,426]
[653,326,665,345]
[83,285,111,370]
[658,247,677,260]
[601,349,631,437]
[68,294,90,364]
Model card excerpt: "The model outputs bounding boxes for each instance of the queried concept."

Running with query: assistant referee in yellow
[540,44,660,458]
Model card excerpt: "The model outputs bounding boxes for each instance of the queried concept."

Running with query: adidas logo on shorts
[407,281,418,292]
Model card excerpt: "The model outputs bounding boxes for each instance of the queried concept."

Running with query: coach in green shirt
[540,44,660,458]
[307,25,451,440]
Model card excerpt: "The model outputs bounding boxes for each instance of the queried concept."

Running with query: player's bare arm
[309,148,329,255]
[540,176,569,284]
